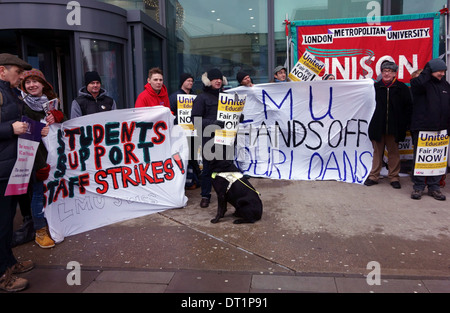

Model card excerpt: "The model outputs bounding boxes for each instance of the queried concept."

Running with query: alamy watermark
[67,1,81,26]
[366,1,381,26]
[366,261,381,286]
[66,261,81,286]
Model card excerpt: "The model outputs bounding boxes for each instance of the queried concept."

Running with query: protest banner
[290,13,440,82]
[289,50,326,81]
[42,107,188,242]
[5,116,45,196]
[414,130,449,176]
[214,93,246,145]
[177,94,196,136]
[227,80,376,184]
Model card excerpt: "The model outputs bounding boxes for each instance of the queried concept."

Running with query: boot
[0,269,28,292]
[35,226,55,249]
[11,216,35,247]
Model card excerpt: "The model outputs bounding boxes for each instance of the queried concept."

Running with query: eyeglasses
[382,69,394,73]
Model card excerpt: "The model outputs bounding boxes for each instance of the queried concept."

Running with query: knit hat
[380,60,398,72]
[84,71,102,86]
[179,72,194,87]
[236,72,249,85]
[207,68,224,81]
[428,58,447,72]
[322,74,334,80]
[21,68,53,91]
[0,53,31,70]
[273,66,287,75]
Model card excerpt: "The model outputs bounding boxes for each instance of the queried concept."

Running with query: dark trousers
[411,131,442,192]
[0,180,18,276]
[200,158,211,199]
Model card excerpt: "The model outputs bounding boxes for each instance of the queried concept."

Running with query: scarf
[24,94,49,112]
[382,77,397,88]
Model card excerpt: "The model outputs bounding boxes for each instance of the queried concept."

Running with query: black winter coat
[410,65,450,133]
[191,86,221,147]
[0,80,23,181]
[22,106,50,175]
[369,78,412,143]
[169,89,193,125]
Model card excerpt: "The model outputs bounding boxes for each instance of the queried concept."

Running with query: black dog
[209,159,263,224]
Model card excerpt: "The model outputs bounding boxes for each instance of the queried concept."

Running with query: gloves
[49,110,64,123]
[36,164,50,181]
[213,120,225,128]
[239,113,244,123]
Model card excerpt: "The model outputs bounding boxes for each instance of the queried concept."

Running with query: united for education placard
[414,130,449,176]
[214,93,246,145]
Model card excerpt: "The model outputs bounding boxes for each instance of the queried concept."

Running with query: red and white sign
[291,13,440,82]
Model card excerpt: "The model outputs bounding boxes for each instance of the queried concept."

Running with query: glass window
[143,29,163,82]
[274,0,382,68]
[80,38,125,108]
[166,0,268,91]
[98,0,161,23]
[395,0,446,14]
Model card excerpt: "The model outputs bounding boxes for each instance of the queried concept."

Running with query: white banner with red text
[43,107,188,242]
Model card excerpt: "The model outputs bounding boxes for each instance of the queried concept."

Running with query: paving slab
[251,275,337,293]
[334,277,429,293]
[165,271,252,293]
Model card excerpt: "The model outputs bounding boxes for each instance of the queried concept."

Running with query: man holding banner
[410,58,450,201]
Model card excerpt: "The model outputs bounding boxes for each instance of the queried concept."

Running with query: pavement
[6,172,450,296]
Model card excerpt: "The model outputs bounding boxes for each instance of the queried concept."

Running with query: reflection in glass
[166,0,269,90]
[80,38,125,108]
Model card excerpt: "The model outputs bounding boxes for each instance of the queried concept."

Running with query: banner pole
[284,13,290,73]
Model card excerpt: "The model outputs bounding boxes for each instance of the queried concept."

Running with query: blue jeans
[31,181,46,230]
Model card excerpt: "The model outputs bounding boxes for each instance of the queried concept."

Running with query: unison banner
[228,80,376,184]
[291,13,440,82]
[43,107,188,242]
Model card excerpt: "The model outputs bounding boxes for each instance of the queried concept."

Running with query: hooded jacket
[135,83,170,109]
[0,79,23,181]
[71,87,116,119]
[191,72,228,147]
[410,65,450,132]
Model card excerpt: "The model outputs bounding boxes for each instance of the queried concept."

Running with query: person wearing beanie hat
[322,73,335,80]
[428,58,447,73]
[169,72,200,190]
[169,72,195,116]
[71,70,116,118]
[236,71,253,87]
[84,71,102,86]
[21,69,68,250]
[191,68,228,208]
[135,67,170,109]
[365,60,412,190]
[0,54,34,292]
[410,58,450,201]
